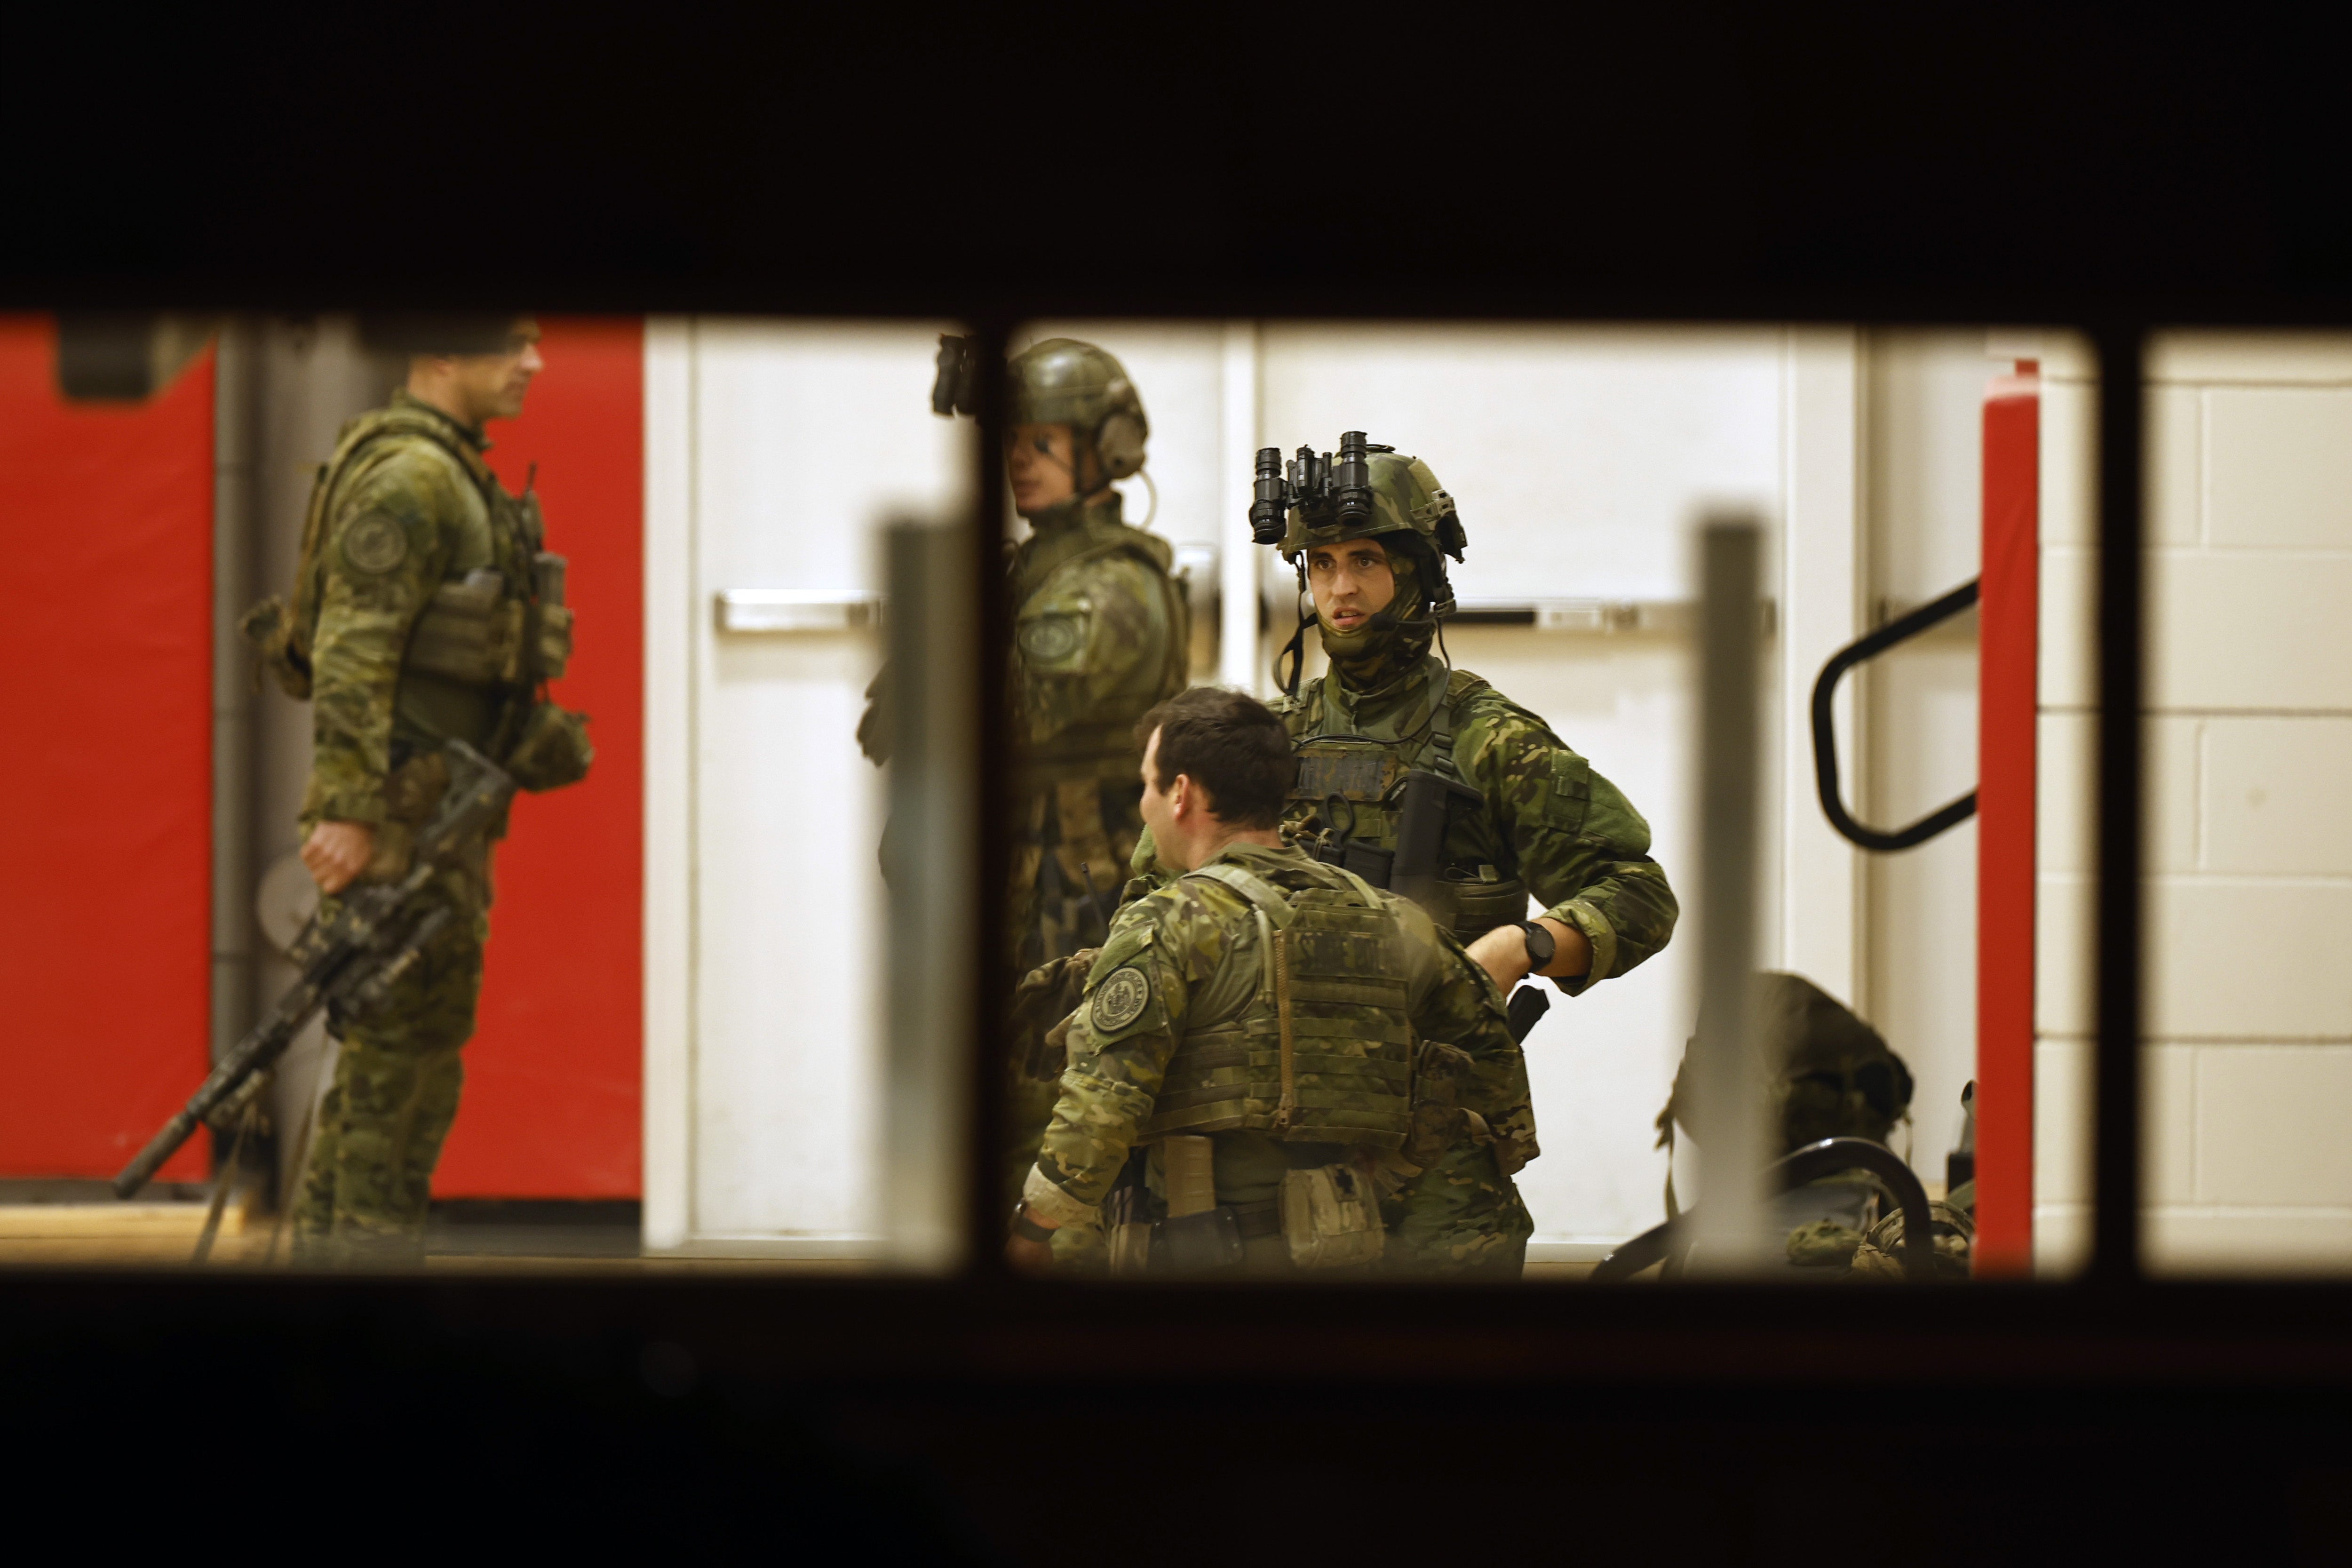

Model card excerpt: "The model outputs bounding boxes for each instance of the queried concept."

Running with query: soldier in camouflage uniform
[1009,686,1534,1275]
[245,318,589,1260]
[864,338,1189,1212]
[1253,440,1679,1276]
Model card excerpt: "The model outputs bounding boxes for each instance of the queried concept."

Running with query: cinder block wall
[2040,334,2352,1273]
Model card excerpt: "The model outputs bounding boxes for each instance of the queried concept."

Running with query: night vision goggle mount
[1249,430,1389,545]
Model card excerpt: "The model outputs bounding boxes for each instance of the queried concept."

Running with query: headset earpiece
[1093,377,1150,480]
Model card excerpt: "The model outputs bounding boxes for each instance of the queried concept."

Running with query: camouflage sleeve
[1457,697,1680,995]
[1013,551,1175,748]
[302,449,463,826]
[1022,883,1223,1226]
[1398,898,1540,1173]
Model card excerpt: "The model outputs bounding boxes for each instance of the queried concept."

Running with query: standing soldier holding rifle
[235,316,594,1261]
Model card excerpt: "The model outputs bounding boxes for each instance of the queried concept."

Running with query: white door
[643,318,971,1254]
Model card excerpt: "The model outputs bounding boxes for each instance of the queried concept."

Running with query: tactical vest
[1286,669,1531,945]
[1008,502,1189,785]
[1140,860,1416,1151]
[247,402,573,702]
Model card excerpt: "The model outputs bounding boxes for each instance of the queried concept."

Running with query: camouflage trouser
[292,843,491,1261]
[1383,1144,1534,1278]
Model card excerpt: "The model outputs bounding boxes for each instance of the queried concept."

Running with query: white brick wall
[2039,333,2352,1273]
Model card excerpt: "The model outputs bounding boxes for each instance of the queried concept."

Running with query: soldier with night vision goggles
[1231,432,1679,1275]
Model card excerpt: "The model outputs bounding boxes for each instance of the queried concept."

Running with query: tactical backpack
[1653,971,1916,1219]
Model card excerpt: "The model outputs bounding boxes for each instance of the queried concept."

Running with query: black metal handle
[1589,1136,1940,1283]
[1811,579,1979,852]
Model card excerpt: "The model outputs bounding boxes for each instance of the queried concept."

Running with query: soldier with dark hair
[1246,440,1680,1276]
[242,318,593,1260]
[1009,686,1535,1276]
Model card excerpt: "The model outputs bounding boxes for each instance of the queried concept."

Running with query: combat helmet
[1250,433,1470,691]
[930,334,1149,483]
[1009,338,1149,479]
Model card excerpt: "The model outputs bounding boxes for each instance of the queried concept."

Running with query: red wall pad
[432,319,646,1199]
[1975,362,2041,1274]
[0,319,213,1181]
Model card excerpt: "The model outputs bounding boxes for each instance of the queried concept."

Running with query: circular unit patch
[1018,614,1083,665]
[342,513,409,575]
[1089,965,1152,1033]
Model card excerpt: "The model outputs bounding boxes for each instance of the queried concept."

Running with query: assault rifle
[113,740,516,1199]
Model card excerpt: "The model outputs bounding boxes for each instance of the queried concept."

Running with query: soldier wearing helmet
[866,336,1189,1221]
[1247,435,1680,1276]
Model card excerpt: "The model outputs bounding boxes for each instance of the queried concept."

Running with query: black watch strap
[1517,920,1557,971]
[1010,1205,1055,1244]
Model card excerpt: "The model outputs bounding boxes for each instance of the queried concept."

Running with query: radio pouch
[504,702,596,792]
[1280,1163,1386,1269]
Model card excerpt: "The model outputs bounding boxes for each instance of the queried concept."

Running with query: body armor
[251,400,573,712]
[1140,860,1417,1151]
[1286,667,1534,946]
[1007,501,1189,782]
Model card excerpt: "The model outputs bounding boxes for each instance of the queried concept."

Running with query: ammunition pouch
[405,577,526,686]
[1432,873,1532,947]
[1279,1162,1386,1269]
[502,702,595,793]
[238,596,312,700]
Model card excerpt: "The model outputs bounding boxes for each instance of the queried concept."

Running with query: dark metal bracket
[1811,579,1979,853]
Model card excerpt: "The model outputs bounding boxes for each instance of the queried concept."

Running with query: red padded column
[433,318,644,1198]
[0,318,213,1181]
[1975,361,2040,1274]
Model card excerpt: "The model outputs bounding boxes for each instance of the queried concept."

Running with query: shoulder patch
[1018,613,1085,668]
[341,512,409,575]
[1089,965,1152,1033]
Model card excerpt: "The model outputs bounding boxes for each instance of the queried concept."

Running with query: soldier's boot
[1382,1145,1535,1279]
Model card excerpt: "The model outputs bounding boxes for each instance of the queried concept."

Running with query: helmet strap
[1275,562,1314,698]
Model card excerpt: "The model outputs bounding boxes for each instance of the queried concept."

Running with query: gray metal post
[879,519,977,1273]
[1687,516,1770,1274]
[212,323,260,1085]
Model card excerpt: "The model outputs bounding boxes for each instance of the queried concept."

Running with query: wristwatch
[1010,1204,1056,1244]
[1516,920,1557,972]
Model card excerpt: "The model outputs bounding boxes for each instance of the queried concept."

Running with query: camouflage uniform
[1261,446,1679,1274]
[1006,485,1189,971]
[1022,840,1535,1274]
[864,340,1188,1213]
[275,390,564,1257]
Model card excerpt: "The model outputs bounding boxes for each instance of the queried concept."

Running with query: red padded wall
[1975,362,2041,1274]
[0,318,213,1181]
[432,318,644,1197]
